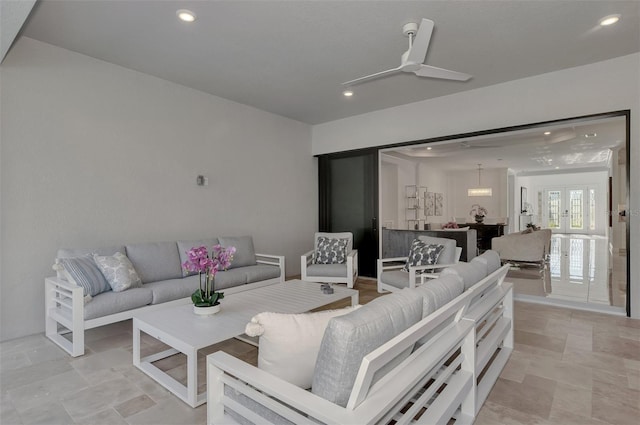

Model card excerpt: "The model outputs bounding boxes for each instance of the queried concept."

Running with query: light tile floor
[1,279,638,424]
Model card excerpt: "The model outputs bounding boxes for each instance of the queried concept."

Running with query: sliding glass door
[318,150,378,277]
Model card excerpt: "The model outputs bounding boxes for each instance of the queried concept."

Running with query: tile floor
[1,279,639,424]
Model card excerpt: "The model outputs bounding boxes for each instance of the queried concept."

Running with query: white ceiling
[15,0,640,124]
[383,115,626,173]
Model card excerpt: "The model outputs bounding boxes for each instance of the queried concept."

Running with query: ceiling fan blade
[406,18,434,64]
[342,67,403,87]
[414,64,472,81]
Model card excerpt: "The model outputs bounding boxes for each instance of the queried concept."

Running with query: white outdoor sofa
[45,236,285,357]
[207,251,513,425]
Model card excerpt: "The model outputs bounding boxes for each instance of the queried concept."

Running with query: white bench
[207,265,513,424]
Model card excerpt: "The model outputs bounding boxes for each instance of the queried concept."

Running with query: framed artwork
[521,186,528,213]
[434,193,443,216]
[425,192,435,216]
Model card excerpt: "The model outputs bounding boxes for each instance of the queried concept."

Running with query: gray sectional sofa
[45,236,285,356]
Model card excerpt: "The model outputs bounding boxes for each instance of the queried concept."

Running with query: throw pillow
[313,237,348,265]
[93,252,142,292]
[402,239,444,272]
[244,305,360,389]
[56,255,111,297]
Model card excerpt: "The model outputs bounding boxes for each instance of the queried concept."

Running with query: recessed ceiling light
[426,147,432,150]
[177,9,196,23]
[599,14,621,26]
[544,131,551,136]
[585,133,597,138]
[342,89,354,97]
[555,166,560,169]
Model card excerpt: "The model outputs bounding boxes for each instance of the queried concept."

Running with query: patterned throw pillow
[402,239,445,273]
[313,237,348,265]
[93,252,142,292]
[58,255,111,296]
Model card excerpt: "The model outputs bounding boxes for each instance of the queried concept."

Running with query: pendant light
[468,164,492,197]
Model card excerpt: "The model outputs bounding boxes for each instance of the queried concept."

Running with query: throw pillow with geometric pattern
[93,252,142,292]
[313,237,348,265]
[402,239,445,273]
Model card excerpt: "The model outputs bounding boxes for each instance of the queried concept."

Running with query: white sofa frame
[207,264,513,424]
[45,253,285,357]
[301,249,358,288]
[377,246,462,293]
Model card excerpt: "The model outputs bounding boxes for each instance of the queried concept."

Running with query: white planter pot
[193,304,221,317]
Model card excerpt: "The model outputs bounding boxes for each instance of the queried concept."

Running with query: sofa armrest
[208,352,354,425]
[256,253,285,282]
[45,277,85,356]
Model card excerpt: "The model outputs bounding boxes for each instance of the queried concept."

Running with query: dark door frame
[316,110,631,316]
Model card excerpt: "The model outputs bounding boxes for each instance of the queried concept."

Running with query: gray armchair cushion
[312,289,423,407]
[125,242,183,283]
[177,238,219,277]
[440,262,487,291]
[84,288,153,320]
[379,270,410,289]
[219,236,257,269]
[306,263,348,278]
[417,236,457,265]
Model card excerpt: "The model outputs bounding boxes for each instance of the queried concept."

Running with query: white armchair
[301,232,358,288]
[378,236,462,293]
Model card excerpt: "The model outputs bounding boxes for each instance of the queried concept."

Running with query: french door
[544,186,597,234]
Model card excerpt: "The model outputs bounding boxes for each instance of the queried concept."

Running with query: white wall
[447,168,508,223]
[312,54,640,318]
[0,38,316,341]
[417,164,449,227]
[517,171,608,235]
[380,154,416,230]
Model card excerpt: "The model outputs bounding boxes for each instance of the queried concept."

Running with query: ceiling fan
[342,18,472,88]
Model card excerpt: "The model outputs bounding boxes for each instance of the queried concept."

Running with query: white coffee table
[132,280,358,407]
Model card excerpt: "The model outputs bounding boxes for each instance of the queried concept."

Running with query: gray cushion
[312,289,423,407]
[417,236,457,265]
[471,250,501,274]
[379,270,410,289]
[219,236,257,269]
[212,268,248,290]
[415,274,465,317]
[58,255,111,296]
[243,264,282,283]
[84,288,152,320]
[306,263,348,278]
[57,245,126,258]
[125,242,182,283]
[176,238,219,277]
[441,262,487,291]
[144,275,201,304]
